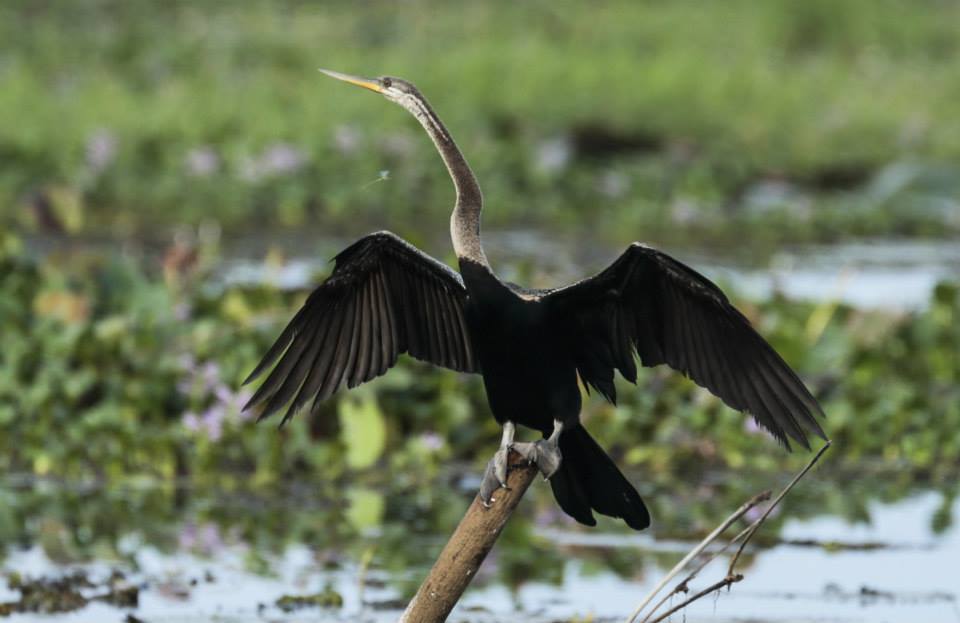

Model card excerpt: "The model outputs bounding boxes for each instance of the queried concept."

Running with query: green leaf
[339,396,386,469]
[345,487,385,530]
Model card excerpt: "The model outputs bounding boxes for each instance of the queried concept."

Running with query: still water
[220,235,960,312]
[1,475,957,622]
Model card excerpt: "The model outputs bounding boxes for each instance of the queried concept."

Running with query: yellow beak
[319,68,382,93]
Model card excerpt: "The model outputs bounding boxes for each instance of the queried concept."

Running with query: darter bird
[243,70,827,530]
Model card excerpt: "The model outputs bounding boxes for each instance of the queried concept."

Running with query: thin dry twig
[628,440,831,623]
[648,575,745,623]
[636,492,770,622]
[625,491,770,623]
[727,440,832,575]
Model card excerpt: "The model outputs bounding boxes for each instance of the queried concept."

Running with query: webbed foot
[514,419,564,480]
[514,440,562,480]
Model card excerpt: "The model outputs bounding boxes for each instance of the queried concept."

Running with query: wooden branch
[399,450,538,623]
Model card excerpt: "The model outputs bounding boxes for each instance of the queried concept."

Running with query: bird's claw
[514,440,562,480]
[479,445,511,505]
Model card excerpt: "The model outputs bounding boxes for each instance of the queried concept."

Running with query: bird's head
[320,68,456,156]
[320,69,420,107]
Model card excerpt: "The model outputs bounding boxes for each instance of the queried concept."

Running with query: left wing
[544,243,826,449]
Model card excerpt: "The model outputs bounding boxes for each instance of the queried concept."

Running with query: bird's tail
[549,425,650,530]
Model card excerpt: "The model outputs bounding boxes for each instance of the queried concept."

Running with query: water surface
[2,475,956,622]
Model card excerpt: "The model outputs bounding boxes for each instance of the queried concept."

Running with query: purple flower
[214,383,254,421]
[597,170,629,199]
[178,522,224,555]
[534,136,572,174]
[86,129,117,174]
[234,389,254,421]
[671,198,701,226]
[745,503,780,523]
[199,523,223,552]
[533,506,565,528]
[201,361,221,389]
[202,405,225,441]
[173,302,192,321]
[333,125,361,155]
[178,522,197,550]
[213,383,233,404]
[182,412,201,432]
[261,144,306,175]
[419,432,444,451]
[178,356,257,439]
[238,143,307,182]
[185,146,220,177]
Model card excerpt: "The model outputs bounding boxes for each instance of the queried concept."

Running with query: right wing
[243,231,478,424]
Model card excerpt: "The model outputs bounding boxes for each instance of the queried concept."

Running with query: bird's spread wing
[545,243,826,449]
[244,231,478,424]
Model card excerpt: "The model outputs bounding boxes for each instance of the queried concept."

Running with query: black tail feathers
[549,425,650,530]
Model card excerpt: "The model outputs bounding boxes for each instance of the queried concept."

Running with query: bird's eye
[381,77,392,88]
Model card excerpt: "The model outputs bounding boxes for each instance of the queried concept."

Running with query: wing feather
[438,283,462,368]
[245,231,477,423]
[351,278,373,388]
[546,243,826,448]
[369,272,387,377]
[284,311,338,423]
[314,300,348,402]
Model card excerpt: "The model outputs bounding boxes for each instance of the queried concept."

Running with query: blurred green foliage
[1,1,959,244]
[1,230,957,488]
[1,3,958,618]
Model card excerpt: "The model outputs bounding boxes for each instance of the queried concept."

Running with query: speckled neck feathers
[399,91,488,267]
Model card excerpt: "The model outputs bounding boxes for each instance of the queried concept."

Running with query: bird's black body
[244,71,827,532]
[459,259,581,435]
[462,266,651,531]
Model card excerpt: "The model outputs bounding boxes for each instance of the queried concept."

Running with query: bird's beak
[319,68,383,93]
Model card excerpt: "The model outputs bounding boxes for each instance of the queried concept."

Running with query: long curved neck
[401,93,489,267]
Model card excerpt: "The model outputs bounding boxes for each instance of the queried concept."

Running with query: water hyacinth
[743,418,764,435]
[173,302,192,322]
[179,356,253,442]
[85,129,117,175]
[239,143,308,182]
[178,521,225,555]
[418,432,444,452]
[533,135,572,175]
[185,146,220,177]
[332,124,362,155]
[596,170,629,199]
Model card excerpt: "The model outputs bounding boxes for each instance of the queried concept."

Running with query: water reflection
[0,471,956,622]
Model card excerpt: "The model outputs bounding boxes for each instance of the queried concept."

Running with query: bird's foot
[479,445,511,506]
[480,422,518,507]
[513,439,562,480]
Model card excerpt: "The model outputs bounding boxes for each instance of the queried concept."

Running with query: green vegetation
[2,3,958,619]
[1,0,957,550]
[2,230,957,488]
[2,1,960,244]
